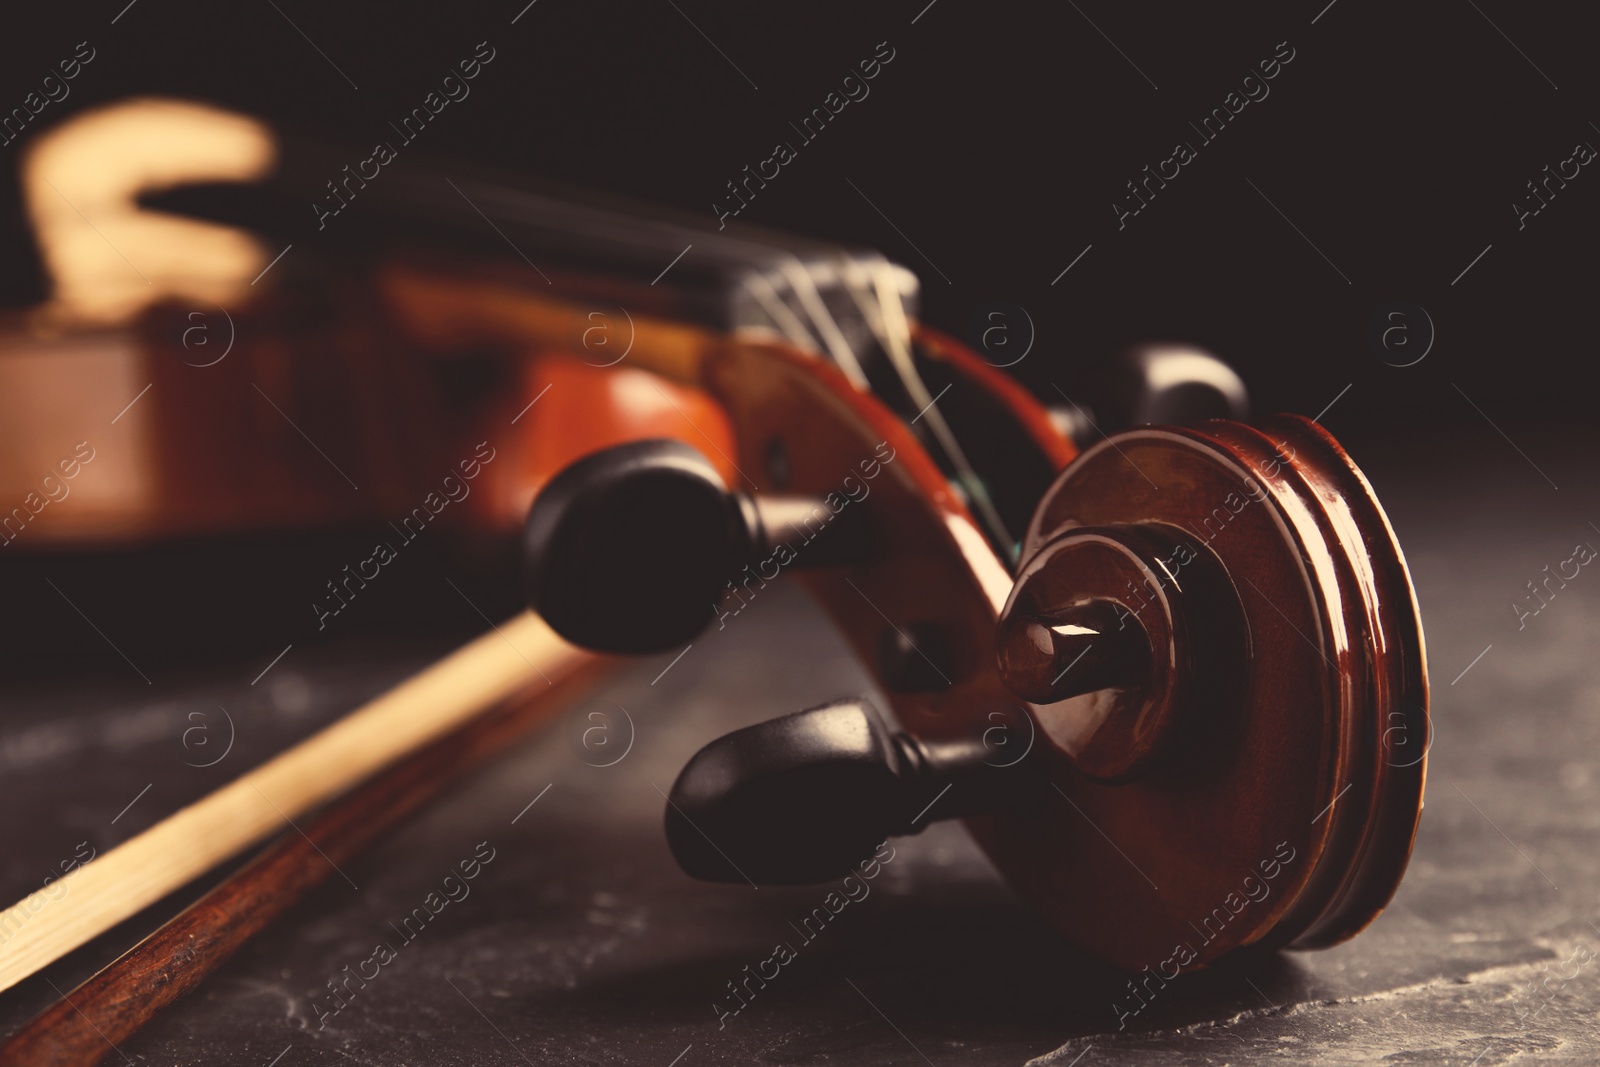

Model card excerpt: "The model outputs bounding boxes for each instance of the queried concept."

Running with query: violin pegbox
[519,331,1428,972]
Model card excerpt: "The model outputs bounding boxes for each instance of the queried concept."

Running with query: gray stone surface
[2,418,1597,1065]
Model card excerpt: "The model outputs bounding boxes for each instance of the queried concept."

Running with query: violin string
[841,258,1015,555]
[738,271,827,357]
[665,224,870,388]
[774,257,871,388]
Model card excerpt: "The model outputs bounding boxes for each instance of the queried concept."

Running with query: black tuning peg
[1049,342,1250,447]
[521,439,871,654]
[665,698,1047,884]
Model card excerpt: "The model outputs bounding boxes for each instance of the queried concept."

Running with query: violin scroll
[519,336,1428,972]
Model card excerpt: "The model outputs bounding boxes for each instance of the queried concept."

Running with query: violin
[0,96,1428,1063]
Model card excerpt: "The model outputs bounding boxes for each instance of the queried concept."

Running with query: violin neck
[143,130,920,376]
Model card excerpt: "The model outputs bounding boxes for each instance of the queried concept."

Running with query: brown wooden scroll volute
[985,415,1429,967]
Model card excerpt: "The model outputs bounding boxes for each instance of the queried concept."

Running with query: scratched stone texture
[3,419,1599,1066]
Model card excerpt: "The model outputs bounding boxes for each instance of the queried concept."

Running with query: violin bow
[0,614,590,991]
[1,621,604,1067]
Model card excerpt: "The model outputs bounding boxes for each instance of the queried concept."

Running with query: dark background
[1,0,1592,422]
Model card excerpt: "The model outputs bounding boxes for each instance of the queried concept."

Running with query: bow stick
[0,618,602,1066]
